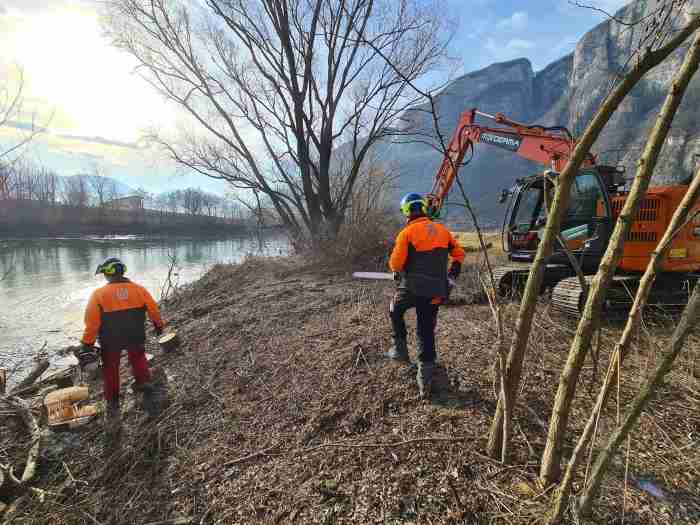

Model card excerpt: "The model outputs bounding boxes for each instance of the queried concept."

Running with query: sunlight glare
[7,6,172,143]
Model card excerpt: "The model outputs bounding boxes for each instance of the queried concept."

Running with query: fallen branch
[144,518,194,525]
[0,397,42,485]
[9,359,49,396]
[9,367,74,399]
[222,444,281,468]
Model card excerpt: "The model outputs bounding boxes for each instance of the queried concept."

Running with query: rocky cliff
[381,0,700,226]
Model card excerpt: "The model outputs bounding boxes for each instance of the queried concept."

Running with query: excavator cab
[504,168,614,270]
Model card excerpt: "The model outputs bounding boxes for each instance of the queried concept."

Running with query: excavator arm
[426,108,596,216]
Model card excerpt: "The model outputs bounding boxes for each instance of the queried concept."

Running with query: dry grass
[2,257,699,524]
[453,231,505,258]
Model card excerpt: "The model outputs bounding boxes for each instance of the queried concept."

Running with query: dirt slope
[10,257,700,524]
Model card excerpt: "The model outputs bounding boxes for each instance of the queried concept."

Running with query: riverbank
[3,255,699,523]
[0,199,260,236]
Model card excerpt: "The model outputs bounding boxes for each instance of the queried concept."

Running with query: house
[106,195,144,210]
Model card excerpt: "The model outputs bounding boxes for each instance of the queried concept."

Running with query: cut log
[158,331,181,353]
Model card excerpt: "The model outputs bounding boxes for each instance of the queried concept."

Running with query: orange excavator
[427,108,700,316]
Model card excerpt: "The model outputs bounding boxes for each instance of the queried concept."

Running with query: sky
[0,0,631,195]
[448,0,631,72]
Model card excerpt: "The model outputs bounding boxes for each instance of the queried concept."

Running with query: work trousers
[101,344,151,403]
[390,288,440,363]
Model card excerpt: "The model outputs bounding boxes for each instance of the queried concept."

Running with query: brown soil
[4,256,700,524]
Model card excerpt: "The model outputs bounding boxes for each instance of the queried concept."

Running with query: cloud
[497,11,529,32]
[56,133,140,150]
[506,38,535,51]
[3,120,140,149]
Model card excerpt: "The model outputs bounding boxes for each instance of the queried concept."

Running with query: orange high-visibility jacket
[82,278,164,348]
[389,217,465,298]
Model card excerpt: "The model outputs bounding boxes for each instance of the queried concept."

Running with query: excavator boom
[427,108,596,216]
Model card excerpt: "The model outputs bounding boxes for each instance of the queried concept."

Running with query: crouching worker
[386,193,465,398]
[80,257,165,436]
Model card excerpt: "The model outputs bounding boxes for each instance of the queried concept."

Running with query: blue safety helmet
[399,192,427,217]
[95,257,127,276]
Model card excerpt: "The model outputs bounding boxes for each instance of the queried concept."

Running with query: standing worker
[387,193,465,398]
[80,257,165,436]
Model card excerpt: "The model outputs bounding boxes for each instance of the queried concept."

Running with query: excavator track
[491,263,574,298]
[551,274,699,318]
[551,275,640,318]
[550,276,593,317]
[492,264,531,298]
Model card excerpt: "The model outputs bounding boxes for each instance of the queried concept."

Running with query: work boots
[103,398,122,447]
[385,337,411,364]
[416,361,434,399]
[139,381,161,419]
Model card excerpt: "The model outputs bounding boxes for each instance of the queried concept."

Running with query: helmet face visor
[400,198,426,217]
[96,259,126,276]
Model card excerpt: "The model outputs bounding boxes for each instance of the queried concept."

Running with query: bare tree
[549,168,700,523]
[104,179,121,207]
[164,190,181,214]
[103,0,451,246]
[33,166,58,204]
[0,67,43,163]
[153,192,170,214]
[181,187,204,215]
[87,163,110,207]
[540,25,700,491]
[486,6,700,460]
[60,176,90,208]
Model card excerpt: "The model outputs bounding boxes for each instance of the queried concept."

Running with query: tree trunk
[548,163,700,523]
[577,280,700,516]
[485,15,700,459]
[539,28,700,487]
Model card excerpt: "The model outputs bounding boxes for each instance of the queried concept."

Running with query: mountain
[379,0,700,227]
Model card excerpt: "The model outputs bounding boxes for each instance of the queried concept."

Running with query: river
[0,234,288,375]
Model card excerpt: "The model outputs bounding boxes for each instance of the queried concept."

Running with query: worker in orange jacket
[387,193,465,398]
[81,257,165,433]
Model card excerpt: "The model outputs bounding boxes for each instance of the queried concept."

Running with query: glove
[77,343,99,366]
[448,261,461,281]
[153,323,164,336]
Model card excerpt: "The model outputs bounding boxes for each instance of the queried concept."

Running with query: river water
[0,234,287,374]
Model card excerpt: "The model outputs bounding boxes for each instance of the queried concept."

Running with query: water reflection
[0,234,287,369]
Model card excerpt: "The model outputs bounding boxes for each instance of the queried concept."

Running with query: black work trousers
[390,288,440,363]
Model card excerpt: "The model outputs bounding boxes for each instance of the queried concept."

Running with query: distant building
[106,195,144,210]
